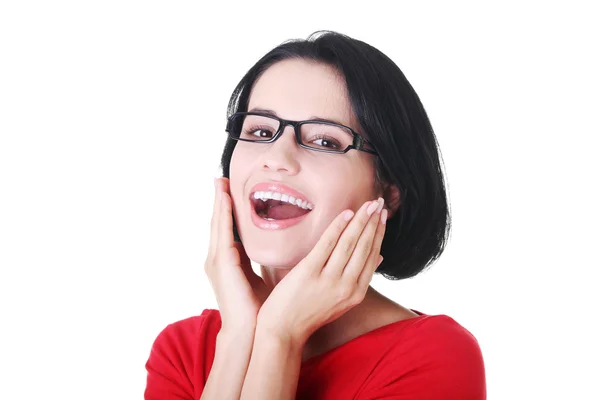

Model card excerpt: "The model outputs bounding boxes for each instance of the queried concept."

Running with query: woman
[145,31,486,399]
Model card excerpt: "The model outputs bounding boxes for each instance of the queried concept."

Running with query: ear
[381,183,402,218]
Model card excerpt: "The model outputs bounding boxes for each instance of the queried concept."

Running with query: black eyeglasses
[225,112,378,155]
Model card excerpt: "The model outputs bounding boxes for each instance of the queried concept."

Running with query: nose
[260,125,301,175]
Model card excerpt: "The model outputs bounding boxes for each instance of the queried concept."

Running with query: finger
[221,177,231,195]
[342,198,384,281]
[357,208,388,288]
[233,241,251,267]
[299,208,355,274]
[321,198,382,277]
[218,188,235,254]
[208,178,223,259]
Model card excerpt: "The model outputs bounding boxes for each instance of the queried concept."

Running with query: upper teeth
[252,191,313,210]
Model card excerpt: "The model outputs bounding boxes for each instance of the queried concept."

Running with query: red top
[145,309,486,399]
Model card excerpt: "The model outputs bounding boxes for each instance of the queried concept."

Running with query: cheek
[228,148,248,211]
[228,145,265,221]
[229,143,262,179]
[229,145,242,178]
[315,165,378,211]
[229,144,256,182]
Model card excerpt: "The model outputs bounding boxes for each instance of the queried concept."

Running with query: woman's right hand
[204,177,271,332]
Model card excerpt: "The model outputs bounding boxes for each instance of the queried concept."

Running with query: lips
[248,182,313,230]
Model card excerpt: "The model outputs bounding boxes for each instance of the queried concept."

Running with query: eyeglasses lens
[229,114,354,153]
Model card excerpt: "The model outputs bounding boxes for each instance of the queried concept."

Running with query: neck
[260,264,293,290]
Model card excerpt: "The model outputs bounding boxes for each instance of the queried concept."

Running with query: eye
[251,129,273,138]
[311,135,341,149]
[241,125,275,139]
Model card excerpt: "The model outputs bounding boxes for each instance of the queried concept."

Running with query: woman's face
[229,59,380,268]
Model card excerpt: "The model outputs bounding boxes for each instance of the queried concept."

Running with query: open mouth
[251,191,314,221]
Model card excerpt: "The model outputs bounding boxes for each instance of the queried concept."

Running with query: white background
[1,1,598,399]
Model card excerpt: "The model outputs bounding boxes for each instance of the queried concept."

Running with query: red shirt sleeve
[355,315,486,400]
[144,310,220,400]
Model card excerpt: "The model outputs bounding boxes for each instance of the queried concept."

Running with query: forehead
[248,59,357,127]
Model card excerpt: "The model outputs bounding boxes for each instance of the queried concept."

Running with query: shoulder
[148,308,223,367]
[360,312,486,399]
[407,313,483,354]
[154,309,222,343]
[379,309,483,357]
[144,309,222,399]
[397,313,485,371]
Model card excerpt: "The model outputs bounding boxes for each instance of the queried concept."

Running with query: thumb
[233,241,251,265]
[233,242,271,303]
[233,241,259,279]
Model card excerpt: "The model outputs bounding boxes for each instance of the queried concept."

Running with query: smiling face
[229,58,380,268]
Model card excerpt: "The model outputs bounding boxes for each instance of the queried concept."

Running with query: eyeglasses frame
[225,112,378,156]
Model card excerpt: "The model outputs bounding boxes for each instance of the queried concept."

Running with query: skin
[203,59,419,399]
[229,59,380,270]
[228,59,417,354]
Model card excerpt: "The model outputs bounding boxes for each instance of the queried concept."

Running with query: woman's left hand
[256,197,387,345]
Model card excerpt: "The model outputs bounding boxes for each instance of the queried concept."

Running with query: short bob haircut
[220,31,451,281]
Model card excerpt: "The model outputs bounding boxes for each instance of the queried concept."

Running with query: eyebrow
[248,107,349,127]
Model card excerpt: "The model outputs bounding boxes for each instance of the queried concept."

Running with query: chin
[244,243,306,269]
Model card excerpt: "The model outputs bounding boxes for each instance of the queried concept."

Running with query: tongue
[266,203,310,220]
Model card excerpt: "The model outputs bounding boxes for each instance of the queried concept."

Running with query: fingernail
[377,255,384,267]
[376,197,384,213]
[343,210,354,221]
[381,208,388,224]
[366,201,379,216]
